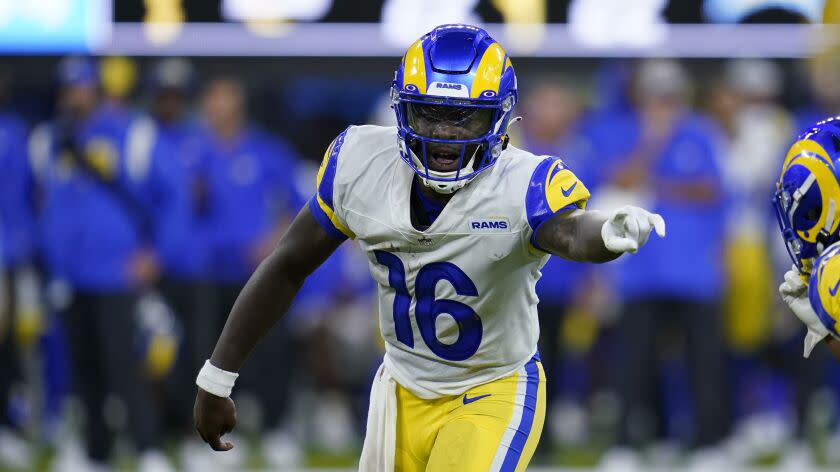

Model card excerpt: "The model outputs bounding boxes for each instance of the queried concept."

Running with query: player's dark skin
[194,111,621,451]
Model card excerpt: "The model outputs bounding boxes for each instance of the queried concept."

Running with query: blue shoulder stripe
[311,127,355,240]
[525,157,588,250]
[526,158,556,232]
[317,127,349,210]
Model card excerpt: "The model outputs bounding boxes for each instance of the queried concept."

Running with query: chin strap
[824,197,836,234]
[787,173,816,221]
[817,197,837,253]
[501,116,523,151]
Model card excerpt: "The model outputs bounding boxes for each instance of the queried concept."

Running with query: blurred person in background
[796,54,840,133]
[144,58,216,444]
[196,76,304,466]
[0,71,36,469]
[602,59,729,470]
[511,76,606,454]
[719,59,791,238]
[31,56,184,472]
[98,56,140,127]
[198,76,301,300]
[708,59,802,463]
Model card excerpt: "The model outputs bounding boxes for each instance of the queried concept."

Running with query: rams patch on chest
[468,217,511,232]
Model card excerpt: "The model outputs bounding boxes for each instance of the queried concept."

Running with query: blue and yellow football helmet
[774,117,840,274]
[392,24,518,193]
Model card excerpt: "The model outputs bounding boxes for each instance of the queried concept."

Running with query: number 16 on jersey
[374,250,483,362]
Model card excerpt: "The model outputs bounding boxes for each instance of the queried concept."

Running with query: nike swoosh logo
[463,393,491,405]
[830,277,840,296]
[561,182,577,197]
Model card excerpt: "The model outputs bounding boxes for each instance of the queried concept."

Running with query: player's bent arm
[195,204,343,451]
[209,204,343,372]
[534,210,619,263]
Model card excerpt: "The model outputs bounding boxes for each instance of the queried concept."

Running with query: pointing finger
[636,217,652,246]
[649,213,666,238]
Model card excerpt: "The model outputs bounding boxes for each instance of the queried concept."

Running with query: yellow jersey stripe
[317,194,355,239]
[316,138,337,189]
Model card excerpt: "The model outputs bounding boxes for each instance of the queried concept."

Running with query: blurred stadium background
[3,1,840,471]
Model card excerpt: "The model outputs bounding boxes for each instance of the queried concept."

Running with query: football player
[775,118,840,361]
[193,24,665,471]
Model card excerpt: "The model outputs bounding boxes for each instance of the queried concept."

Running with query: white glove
[601,205,666,254]
[779,268,830,358]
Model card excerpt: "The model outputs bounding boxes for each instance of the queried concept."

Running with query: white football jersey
[309,125,589,399]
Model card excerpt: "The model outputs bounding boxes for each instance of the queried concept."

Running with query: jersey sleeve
[308,127,356,240]
[809,246,840,337]
[525,156,590,250]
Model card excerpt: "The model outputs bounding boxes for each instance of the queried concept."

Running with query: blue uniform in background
[0,110,32,434]
[198,125,301,284]
[155,121,208,280]
[615,113,726,302]
[32,101,183,461]
[609,111,730,448]
[0,112,34,269]
[97,101,141,134]
[152,118,220,433]
[37,110,188,291]
[198,123,307,433]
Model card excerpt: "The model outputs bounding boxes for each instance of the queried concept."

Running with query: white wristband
[196,360,239,398]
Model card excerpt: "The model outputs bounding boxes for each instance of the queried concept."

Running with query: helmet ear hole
[807,206,822,222]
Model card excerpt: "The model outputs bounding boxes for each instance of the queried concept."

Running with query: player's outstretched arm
[535,205,665,263]
[194,204,343,451]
